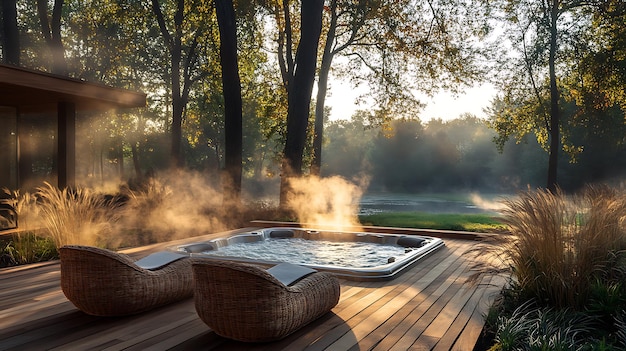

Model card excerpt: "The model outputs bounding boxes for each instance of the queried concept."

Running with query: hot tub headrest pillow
[180,243,215,253]
[269,230,295,238]
[397,236,426,248]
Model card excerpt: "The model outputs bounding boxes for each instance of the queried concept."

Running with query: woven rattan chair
[192,260,341,342]
[60,245,193,316]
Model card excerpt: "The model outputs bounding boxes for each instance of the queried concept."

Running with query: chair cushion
[135,251,188,270]
[267,262,317,286]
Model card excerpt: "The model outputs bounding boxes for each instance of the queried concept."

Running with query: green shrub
[587,279,626,330]
[0,232,58,267]
[6,232,58,265]
[490,302,595,351]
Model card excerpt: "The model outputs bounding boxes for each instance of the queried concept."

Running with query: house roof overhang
[0,64,146,112]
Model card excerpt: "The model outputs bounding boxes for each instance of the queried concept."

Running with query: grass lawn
[358,212,508,233]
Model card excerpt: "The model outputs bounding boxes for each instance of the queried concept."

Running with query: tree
[321,113,377,179]
[311,0,366,175]
[1,0,20,65]
[150,0,212,168]
[215,0,243,206]
[65,0,156,182]
[310,0,492,175]
[36,0,67,74]
[570,0,626,114]
[279,0,324,205]
[489,0,600,191]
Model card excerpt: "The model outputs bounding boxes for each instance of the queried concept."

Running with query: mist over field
[319,116,626,195]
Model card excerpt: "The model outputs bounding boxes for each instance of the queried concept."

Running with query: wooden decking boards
[0,228,505,351]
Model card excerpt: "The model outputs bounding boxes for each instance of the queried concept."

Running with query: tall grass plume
[470,185,626,310]
[2,188,44,230]
[36,182,116,248]
[2,189,58,266]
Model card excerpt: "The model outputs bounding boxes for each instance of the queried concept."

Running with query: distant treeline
[320,115,626,193]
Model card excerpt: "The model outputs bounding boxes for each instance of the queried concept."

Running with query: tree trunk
[311,55,332,176]
[169,28,184,168]
[279,0,324,205]
[311,0,338,176]
[547,3,560,192]
[131,142,142,180]
[170,92,184,168]
[215,0,243,207]
[151,0,186,169]
[118,140,124,181]
[36,0,67,75]
[1,0,20,65]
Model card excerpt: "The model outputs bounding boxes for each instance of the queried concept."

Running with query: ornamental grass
[35,182,117,248]
[473,185,626,349]
[473,185,626,310]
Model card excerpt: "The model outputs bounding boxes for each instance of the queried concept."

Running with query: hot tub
[173,227,444,281]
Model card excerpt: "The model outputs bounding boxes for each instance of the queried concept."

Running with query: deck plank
[368,244,470,351]
[0,230,504,351]
[331,248,469,350]
[289,244,460,351]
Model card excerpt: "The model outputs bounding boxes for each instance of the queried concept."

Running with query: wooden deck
[0,228,505,350]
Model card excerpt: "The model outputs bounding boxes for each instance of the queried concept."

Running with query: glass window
[0,107,17,191]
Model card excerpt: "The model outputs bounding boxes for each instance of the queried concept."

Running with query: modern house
[0,63,146,229]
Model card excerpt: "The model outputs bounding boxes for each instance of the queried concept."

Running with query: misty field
[357,192,507,232]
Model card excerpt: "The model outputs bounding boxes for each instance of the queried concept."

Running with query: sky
[324,80,498,122]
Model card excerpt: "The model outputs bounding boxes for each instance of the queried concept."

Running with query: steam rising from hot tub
[285,175,368,231]
[115,172,369,245]
[12,163,370,248]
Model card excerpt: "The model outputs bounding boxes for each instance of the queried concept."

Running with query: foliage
[321,113,626,193]
[0,189,57,266]
[2,188,43,230]
[487,301,598,351]
[311,0,494,173]
[569,0,626,114]
[323,115,551,193]
[2,0,624,198]
[320,114,378,179]
[0,232,58,267]
[487,0,614,190]
[473,186,626,350]
[484,286,626,350]
[478,186,626,309]
[616,312,626,348]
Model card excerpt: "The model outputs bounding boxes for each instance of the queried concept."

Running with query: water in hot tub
[202,237,413,268]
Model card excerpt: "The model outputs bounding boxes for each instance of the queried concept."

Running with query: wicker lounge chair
[60,245,193,316]
[192,260,341,342]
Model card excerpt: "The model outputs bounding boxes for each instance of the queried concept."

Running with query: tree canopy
[0,0,624,198]
[488,0,625,190]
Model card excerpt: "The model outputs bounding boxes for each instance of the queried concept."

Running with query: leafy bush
[488,302,596,351]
